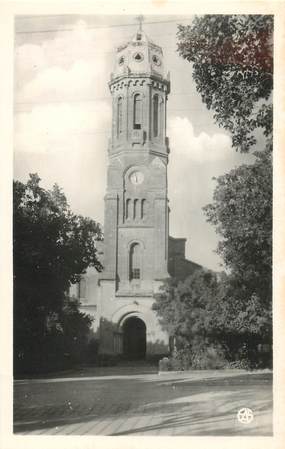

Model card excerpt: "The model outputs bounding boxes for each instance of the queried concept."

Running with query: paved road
[14,369,272,436]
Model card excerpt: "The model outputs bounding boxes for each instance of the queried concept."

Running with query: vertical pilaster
[102,194,118,280]
[154,196,169,279]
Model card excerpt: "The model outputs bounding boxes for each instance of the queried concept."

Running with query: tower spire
[135,14,144,31]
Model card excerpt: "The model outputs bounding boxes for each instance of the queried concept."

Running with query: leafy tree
[177,14,272,351]
[45,297,94,365]
[204,148,272,305]
[177,14,273,152]
[154,269,230,368]
[13,174,102,372]
[154,15,273,368]
[203,148,272,365]
[154,269,220,347]
[154,269,272,368]
[177,14,272,305]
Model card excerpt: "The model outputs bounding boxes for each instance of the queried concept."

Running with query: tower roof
[111,23,166,81]
[129,28,154,46]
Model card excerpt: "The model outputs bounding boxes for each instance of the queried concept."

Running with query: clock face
[130,171,144,185]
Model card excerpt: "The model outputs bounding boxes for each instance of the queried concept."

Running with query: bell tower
[101,23,171,296]
[97,22,171,356]
[75,20,200,357]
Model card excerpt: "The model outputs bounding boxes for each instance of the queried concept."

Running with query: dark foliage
[153,15,273,369]
[154,269,272,369]
[177,14,273,153]
[13,174,102,374]
[204,148,272,307]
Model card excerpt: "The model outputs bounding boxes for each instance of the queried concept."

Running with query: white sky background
[14,14,254,271]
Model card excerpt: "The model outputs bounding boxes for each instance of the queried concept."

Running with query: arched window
[126,198,131,219]
[133,199,138,219]
[141,199,146,219]
[117,97,123,136]
[77,278,86,299]
[133,94,142,130]
[129,243,141,280]
[153,94,159,137]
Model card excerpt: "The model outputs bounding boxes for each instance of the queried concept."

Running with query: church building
[71,23,201,360]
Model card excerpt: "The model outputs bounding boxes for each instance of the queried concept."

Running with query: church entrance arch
[122,316,146,360]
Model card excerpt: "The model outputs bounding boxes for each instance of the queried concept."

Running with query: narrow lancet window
[134,94,142,130]
[78,278,86,299]
[141,199,146,219]
[117,97,123,136]
[153,94,159,137]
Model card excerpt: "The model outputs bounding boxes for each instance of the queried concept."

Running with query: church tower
[72,20,201,358]
[98,22,171,358]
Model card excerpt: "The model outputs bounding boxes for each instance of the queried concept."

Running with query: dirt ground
[14,368,273,436]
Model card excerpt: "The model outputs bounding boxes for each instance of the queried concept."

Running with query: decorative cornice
[109,75,170,93]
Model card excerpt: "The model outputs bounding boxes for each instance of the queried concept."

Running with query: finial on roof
[135,14,144,31]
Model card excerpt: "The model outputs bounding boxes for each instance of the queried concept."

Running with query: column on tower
[102,193,118,280]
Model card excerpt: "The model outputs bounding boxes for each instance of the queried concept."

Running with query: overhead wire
[15,17,193,35]
[15,17,196,115]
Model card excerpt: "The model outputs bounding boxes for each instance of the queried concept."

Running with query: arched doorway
[122,317,146,360]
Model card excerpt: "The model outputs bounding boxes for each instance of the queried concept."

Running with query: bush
[228,342,273,370]
[167,344,228,371]
[228,359,252,370]
[190,345,228,369]
[13,346,74,376]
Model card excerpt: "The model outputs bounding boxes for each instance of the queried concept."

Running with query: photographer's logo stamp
[237,407,254,424]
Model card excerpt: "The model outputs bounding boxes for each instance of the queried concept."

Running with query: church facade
[71,25,201,359]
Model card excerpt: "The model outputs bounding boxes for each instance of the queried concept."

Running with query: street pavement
[13,368,273,436]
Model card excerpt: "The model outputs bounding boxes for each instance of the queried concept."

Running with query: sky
[14,14,253,271]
